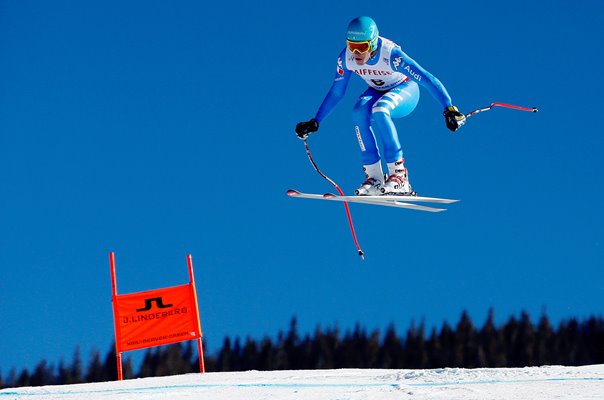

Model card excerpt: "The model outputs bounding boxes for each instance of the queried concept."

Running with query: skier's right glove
[443,105,466,132]
[295,118,319,140]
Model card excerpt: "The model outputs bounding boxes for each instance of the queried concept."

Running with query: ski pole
[465,102,538,119]
[303,138,365,260]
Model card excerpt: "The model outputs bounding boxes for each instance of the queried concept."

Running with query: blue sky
[1,0,603,372]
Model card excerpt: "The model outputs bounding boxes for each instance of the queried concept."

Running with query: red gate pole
[197,338,205,374]
[110,252,124,381]
[187,254,205,373]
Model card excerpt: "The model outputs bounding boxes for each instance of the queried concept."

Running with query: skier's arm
[390,47,452,109]
[296,49,351,140]
[390,47,465,131]
[314,49,352,123]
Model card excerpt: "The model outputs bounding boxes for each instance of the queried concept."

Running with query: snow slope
[1,365,603,400]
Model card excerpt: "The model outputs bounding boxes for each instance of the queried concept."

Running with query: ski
[322,193,458,204]
[287,190,450,213]
[322,193,450,212]
[326,195,446,212]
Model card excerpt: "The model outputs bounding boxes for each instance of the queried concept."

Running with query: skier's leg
[352,88,385,195]
[370,81,420,163]
[370,81,420,194]
[352,87,381,165]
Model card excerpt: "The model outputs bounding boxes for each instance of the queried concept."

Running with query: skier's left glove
[295,118,319,140]
[443,105,466,132]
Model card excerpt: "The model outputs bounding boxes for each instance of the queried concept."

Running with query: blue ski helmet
[346,16,379,51]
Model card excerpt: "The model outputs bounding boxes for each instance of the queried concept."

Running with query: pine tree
[438,321,456,367]
[557,318,580,365]
[257,337,275,370]
[336,324,369,368]
[241,337,259,371]
[183,342,194,369]
[582,316,604,365]
[139,348,161,377]
[502,315,520,366]
[379,324,404,368]
[103,344,118,381]
[108,346,135,380]
[57,360,72,385]
[70,347,84,384]
[284,318,302,369]
[366,329,381,368]
[404,321,428,368]
[16,369,30,388]
[216,337,236,371]
[232,338,243,370]
[299,334,314,369]
[453,311,479,368]
[480,308,506,367]
[514,312,536,366]
[85,350,104,383]
[155,344,195,376]
[534,312,555,365]
[323,326,340,369]
[426,327,444,368]
[274,332,290,370]
[5,368,17,389]
[122,357,135,380]
[27,360,54,387]
[310,327,336,369]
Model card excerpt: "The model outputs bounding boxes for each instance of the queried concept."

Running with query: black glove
[295,118,319,140]
[443,105,466,132]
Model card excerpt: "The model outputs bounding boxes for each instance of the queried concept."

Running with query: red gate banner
[113,283,201,352]
[110,252,205,379]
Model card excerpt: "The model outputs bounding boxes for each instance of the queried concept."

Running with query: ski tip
[286,189,301,197]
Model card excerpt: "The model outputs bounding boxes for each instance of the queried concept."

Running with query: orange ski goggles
[347,39,374,54]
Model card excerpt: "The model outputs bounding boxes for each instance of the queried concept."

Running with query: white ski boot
[355,161,385,196]
[381,159,415,195]
[355,177,383,196]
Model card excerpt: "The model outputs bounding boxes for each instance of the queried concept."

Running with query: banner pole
[187,254,205,373]
[110,252,124,381]
[197,338,205,373]
[116,352,123,381]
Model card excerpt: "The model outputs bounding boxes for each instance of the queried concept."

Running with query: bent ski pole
[303,138,365,260]
[465,102,538,119]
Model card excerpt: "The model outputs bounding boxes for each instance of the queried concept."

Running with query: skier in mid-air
[296,16,466,196]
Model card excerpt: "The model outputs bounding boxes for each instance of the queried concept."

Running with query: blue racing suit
[314,37,453,165]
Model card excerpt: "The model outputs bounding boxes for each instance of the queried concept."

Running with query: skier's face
[353,52,371,65]
[347,40,373,65]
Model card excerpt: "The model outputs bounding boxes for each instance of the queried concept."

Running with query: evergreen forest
[2,310,603,389]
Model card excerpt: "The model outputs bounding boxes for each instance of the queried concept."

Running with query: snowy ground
[1,365,603,400]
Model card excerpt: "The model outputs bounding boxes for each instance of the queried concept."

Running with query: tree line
[2,309,603,388]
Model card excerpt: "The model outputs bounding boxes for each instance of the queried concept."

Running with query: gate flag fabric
[113,283,201,352]
[110,252,205,380]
